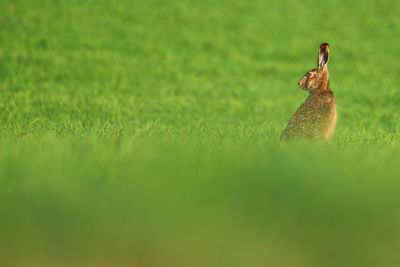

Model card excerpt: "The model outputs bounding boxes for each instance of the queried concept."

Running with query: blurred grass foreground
[1,0,400,266]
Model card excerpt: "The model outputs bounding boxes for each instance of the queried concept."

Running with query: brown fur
[281,43,337,141]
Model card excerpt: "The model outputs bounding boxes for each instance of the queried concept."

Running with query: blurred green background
[1,0,400,266]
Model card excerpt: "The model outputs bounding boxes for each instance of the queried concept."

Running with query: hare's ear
[318,43,330,69]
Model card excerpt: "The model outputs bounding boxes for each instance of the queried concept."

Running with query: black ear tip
[320,43,329,48]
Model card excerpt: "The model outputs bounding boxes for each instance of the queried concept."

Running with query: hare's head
[298,43,330,92]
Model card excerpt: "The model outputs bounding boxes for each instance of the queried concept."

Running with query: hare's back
[282,91,336,140]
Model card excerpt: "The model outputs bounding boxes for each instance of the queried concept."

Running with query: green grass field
[1,0,400,266]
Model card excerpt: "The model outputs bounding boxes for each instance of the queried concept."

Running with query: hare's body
[281,43,337,141]
[281,89,337,141]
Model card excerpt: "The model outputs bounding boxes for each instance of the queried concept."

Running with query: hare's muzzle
[298,76,307,90]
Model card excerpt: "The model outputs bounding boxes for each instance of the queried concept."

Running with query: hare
[281,43,337,141]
